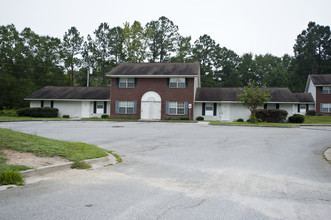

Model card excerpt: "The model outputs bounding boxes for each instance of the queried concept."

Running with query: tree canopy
[0,18,330,109]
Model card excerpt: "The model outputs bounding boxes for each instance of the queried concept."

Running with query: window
[169,78,186,88]
[119,78,135,88]
[321,103,331,113]
[264,104,279,109]
[166,101,187,115]
[96,101,104,114]
[202,103,217,116]
[321,86,331,94]
[116,101,136,114]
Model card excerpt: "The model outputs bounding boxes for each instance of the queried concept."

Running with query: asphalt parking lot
[1,121,331,219]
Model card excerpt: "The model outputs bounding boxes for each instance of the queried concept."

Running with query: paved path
[1,121,331,219]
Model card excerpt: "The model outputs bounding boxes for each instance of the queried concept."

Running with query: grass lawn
[0,128,108,163]
[303,115,331,124]
[0,116,70,121]
[209,121,300,126]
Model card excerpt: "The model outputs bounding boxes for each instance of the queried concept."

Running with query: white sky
[1,0,330,57]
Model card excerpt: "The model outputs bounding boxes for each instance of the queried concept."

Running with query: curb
[323,148,331,164]
[20,154,116,178]
[208,123,300,128]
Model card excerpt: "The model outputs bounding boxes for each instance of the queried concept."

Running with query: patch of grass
[0,170,24,186]
[82,117,140,121]
[0,128,108,162]
[108,150,123,164]
[0,164,31,172]
[304,115,331,124]
[71,161,91,169]
[0,116,69,121]
[209,121,299,126]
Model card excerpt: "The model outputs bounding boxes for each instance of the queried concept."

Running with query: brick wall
[316,86,331,115]
[110,78,195,119]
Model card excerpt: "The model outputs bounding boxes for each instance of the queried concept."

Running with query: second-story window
[321,86,331,94]
[119,78,136,88]
[169,78,186,88]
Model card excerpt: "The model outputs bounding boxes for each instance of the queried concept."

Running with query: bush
[0,109,18,117]
[71,161,91,169]
[305,110,316,116]
[196,116,204,121]
[0,170,24,185]
[101,114,110,119]
[255,109,288,123]
[236,118,244,122]
[17,107,58,118]
[63,115,70,118]
[288,114,305,123]
[179,117,189,120]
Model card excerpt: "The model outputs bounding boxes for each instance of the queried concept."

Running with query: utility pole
[87,58,90,87]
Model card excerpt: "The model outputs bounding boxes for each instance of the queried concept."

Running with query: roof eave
[107,75,197,78]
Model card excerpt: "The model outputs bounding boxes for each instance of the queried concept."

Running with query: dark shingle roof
[106,62,200,77]
[309,74,331,85]
[195,87,299,103]
[25,86,110,100]
[293,93,314,103]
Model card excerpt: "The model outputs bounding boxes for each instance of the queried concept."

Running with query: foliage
[304,115,331,124]
[288,114,305,123]
[237,81,271,123]
[0,128,108,162]
[0,170,24,186]
[17,107,59,117]
[255,109,288,123]
[196,116,204,121]
[63,115,70,118]
[0,108,17,116]
[305,110,316,116]
[235,118,244,122]
[101,114,110,119]
[71,161,91,169]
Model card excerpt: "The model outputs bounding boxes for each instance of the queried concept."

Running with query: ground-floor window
[264,103,279,109]
[202,103,217,116]
[115,101,137,114]
[321,103,331,113]
[166,101,188,115]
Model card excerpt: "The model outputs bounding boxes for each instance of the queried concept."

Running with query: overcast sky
[1,0,330,57]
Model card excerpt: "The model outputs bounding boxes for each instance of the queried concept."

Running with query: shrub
[17,107,58,118]
[236,118,244,122]
[63,115,70,118]
[180,117,189,120]
[288,114,305,123]
[0,170,24,185]
[0,109,18,117]
[196,116,204,121]
[101,114,110,119]
[305,110,316,116]
[255,109,288,123]
[71,161,91,169]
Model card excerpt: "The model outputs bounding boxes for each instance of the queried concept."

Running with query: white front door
[141,91,162,120]
[81,101,90,118]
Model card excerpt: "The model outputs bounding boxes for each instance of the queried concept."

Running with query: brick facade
[110,78,195,119]
[316,86,331,115]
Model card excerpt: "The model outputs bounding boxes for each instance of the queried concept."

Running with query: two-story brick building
[305,74,331,115]
[106,62,200,120]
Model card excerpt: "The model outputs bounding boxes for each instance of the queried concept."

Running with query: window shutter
[276,104,280,109]
[116,78,119,87]
[184,101,188,115]
[298,104,300,112]
[264,104,267,109]
[166,78,170,88]
[134,78,137,88]
[306,104,309,111]
[202,103,205,116]
[133,101,137,114]
[320,87,323,94]
[115,101,119,114]
[51,101,54,108]
[213,103,217,116]
[104,101,107,114]
[320,103,323,113]
[41,100,44,108]
[185,78,188,88]
[93,101,97,113]
[166,102,169,114]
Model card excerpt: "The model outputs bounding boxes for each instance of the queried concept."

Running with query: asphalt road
[0,121,331,219]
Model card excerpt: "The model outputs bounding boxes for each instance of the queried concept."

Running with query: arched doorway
[141,91,161,120]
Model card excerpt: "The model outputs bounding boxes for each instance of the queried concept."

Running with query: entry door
[81,101,90,118]
[141,101,161,120]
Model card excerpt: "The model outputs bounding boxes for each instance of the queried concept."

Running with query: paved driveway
[0,121,331,219]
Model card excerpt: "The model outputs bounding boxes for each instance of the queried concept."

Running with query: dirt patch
[2,149,69,168]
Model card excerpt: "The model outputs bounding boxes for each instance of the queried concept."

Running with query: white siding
[307,79,316,102]
[54,101,82,118]
[30,101,41,108]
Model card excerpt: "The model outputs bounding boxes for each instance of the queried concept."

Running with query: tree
[237,81,271,123]
[238,53,258,86]
[146,16,180,62]
[61,26,84,85]
[171,36,193,62]
[292,22,331,92]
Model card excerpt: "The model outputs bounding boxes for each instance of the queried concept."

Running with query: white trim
[108,75,197,78]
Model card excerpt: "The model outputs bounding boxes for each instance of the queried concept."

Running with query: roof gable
[309,74,331,85]
[106,62,200,77]
[25,86,110,100]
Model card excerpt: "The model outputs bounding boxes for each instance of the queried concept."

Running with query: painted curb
[20,154,116,178]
